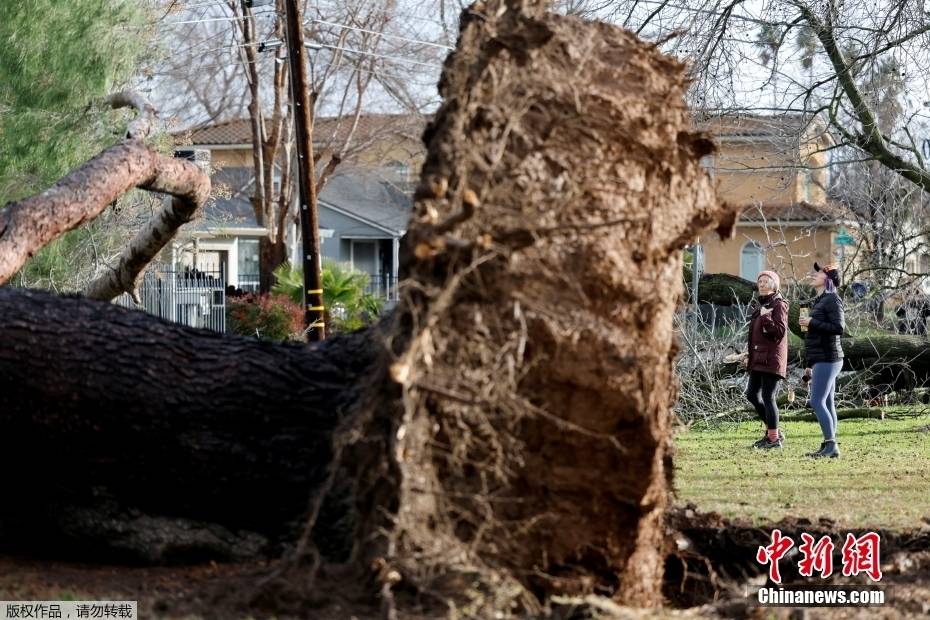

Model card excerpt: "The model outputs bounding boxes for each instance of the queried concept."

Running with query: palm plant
[272,260,384,333]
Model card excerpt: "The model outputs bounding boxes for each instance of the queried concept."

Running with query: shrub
[226,293,304,342]
[271,261,383,334]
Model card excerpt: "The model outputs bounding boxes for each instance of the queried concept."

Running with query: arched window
[384,160,410,183]
[740,241,765,282]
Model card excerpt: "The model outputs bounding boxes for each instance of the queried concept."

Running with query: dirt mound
[665,505,930,617]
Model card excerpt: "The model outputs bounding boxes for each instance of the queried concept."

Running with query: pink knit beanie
[757,270,780,291]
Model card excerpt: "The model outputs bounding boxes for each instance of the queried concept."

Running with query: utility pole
[282,0,325,340]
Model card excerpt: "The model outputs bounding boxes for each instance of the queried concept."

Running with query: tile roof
[694,112,826,140]
[738,200,849,223]
[175,113,425,146]
[179,112,824,147]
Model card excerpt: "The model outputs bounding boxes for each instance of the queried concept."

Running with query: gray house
[173,164,411,298]
[173,115,420,298]
[314,168,409,299]
[172,166,268,292]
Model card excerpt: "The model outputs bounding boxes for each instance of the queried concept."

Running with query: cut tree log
[720,328,930,388]
[699,272,930,388]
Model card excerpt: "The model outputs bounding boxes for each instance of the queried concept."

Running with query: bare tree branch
[105,90,158,140]
[0,141,210,289]
[795,1,930,193]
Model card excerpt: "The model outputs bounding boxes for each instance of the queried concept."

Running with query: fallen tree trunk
[718,335,930,389]
[700,272,930,387]
[0,287,377,562]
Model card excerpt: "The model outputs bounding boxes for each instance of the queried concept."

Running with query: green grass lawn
[673,412,930,530]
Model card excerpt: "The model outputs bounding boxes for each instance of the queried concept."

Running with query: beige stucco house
[695,114,851,286]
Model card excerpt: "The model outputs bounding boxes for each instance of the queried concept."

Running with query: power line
[170,39,442,74]
[343,63,438,86]
[309,18,454,50]
[161,11,276,27]
[313,41,442,69]
[259,39,443,69]
[312,0,454,28]
[158,7,454,59]
[166,0,231,10]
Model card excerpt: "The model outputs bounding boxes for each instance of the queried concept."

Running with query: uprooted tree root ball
[324,1,738,613]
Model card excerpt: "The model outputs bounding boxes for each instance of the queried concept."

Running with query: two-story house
[178,111,865,295]
[695,113,852,286]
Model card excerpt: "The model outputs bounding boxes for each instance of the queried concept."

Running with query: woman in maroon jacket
[744,270,790,449]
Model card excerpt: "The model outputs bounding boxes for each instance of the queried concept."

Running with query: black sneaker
[754,437,783,449]
[805,442,826,457]
[752,429,784,448]
[811,441,840,459]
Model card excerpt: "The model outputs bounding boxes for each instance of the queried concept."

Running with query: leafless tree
[148,0,448,290]
[564,1,930,301]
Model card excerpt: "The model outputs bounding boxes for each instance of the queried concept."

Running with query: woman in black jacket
[798,262,845,458]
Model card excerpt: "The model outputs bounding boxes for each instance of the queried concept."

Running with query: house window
[384,160,410,183]
[699,155,716,180]
[238,238,260,292]
[801,168,815,202]
[740,241,766,282]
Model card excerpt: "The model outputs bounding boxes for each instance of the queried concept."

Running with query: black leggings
[746,371,780,430]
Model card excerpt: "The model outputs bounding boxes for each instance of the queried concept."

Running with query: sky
[144,0,930,155]
[145,0,455,127]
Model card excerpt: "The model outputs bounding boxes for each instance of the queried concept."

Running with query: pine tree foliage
[0,0,147,203]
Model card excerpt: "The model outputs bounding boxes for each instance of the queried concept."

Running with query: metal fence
[237,273,260,293]
[115,265,226,333]
[365,274,399,302]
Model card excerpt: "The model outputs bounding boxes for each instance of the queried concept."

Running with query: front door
[351,240,378,278]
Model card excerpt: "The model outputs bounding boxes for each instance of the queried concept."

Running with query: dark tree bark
[0,287,377,562]
[258,236,288,294]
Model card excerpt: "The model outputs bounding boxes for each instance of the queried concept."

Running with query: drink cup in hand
[799,307,809,332]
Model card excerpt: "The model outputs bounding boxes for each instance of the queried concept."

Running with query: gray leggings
[811,361,843,440]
